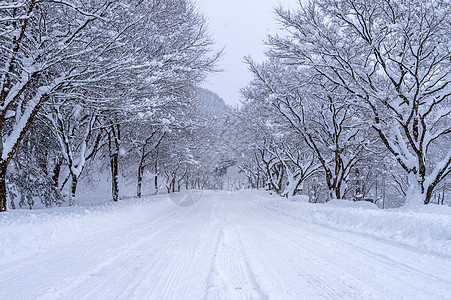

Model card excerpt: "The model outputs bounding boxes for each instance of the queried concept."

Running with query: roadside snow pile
[249,190,451,257]
[0,195,177,264]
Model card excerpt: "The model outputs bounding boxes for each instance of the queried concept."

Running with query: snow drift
[247,190,451,257]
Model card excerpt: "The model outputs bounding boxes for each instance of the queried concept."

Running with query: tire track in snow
[220,199,342,299]
[122,228,195,299]
[206,227,267,300]
[44,194,221,300]
[36,206,195,300]
[236,198,409,299]
[264,225,404,300]
[235,225,317,299]
[334,238,451,286]
[146,225,202,299]
[204,196,266,300]
[223,198,344,299]
[253,197,450,299]
[248,225,344,299]
[122,198,221,299]
[262,209,444,299]
[1,200,188,300]
[251,205,406,299]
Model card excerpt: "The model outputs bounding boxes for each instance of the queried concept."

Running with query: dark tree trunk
[137,162,144,198]
[110,151,119,202]
[0,161,7,212]
[154,161,158,194]
[70,174,78,206]
[257,170,260,189]
[52,157,62,188]
[154,174,158,194]
[108,124,120,202]
[172,175,176,193]
[425,185,434,205]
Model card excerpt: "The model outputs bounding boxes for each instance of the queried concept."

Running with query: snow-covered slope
[252,190,451,257]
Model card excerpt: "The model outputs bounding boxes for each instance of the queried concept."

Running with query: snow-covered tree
[268,0,450,205]
[95,0,219,202]
[0,0,219,210]
[268,142,319,197]
[43,102,102,206]
[157,88,233,192]
[0,0,117,211]
[7,118,63,209]
[245,59,367,200]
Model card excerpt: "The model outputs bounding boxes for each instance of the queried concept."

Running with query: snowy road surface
[1,190,451,299]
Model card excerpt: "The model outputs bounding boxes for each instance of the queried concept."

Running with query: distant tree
[123,121,165,198]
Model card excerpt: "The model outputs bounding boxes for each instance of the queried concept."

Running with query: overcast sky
[195,0,299,106]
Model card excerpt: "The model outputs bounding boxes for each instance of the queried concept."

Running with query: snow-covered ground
[1,190,450,299]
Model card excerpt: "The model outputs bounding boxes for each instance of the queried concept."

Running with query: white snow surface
[1,190,451,299]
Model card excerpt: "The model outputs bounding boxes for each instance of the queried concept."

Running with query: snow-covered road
[1,191,450,299]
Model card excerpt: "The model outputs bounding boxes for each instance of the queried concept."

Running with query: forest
[0,0,450,212]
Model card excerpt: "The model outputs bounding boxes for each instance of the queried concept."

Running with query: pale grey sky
[195,0,299,106]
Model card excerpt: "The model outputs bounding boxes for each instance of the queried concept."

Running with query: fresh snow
[1,190,450,299]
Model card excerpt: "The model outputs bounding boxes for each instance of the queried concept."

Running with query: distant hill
[194,88,229,115]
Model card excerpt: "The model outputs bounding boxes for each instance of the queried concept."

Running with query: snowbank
[247,190,451,257]
[0,194,177,264]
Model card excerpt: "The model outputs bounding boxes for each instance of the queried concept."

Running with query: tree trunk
[0,161,7,212]
[137,162,144,198]
[154,161,158,194]
[335,184,342,200]
[257,170,260,189]
[425,186,434,205]
[110,151,119,202]
[52,157,62,188]
[108,124,120,202]
[70,174,77,206]
[171,175,176,193]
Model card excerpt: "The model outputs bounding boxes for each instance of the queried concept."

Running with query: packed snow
[1,190,450,299]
